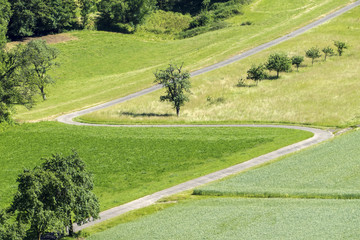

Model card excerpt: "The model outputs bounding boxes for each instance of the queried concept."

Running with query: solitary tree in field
[154,64,191,117]
[334,41,348,56]
[247,64,266,85]
[21,40,59,100]
[322,46,334,61]
[305,47,321,65]
[265,52,291,78]
[291,55,304,71]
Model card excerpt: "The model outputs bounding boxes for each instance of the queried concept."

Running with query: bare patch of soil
[6,33,78,49]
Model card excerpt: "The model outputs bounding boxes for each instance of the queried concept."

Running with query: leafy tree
[265,52,291,78]
[79,0,97,28]
[246,64,266,85]
[6,151,99,239]
[0,47,37,123]
[8,168,66,240]
[20,40,59,100]
[291,55,304,71]
[322,46,334,61]
[0,210,26,240]
[305,47,321,65]
[98,0,156,33]
[334,41,348,56]
[0,0,11,48]
[154,64,191,117]
[7,0,77,39]
[41,151,99,236]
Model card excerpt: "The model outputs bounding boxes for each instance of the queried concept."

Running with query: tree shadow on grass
[120,112,174,118]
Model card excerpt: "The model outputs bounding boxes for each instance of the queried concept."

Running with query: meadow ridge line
[56,0,360,125]
[55,1,360,232]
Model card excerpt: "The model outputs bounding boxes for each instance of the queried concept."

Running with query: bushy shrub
[139,10,192,35]
[177,21,228,39]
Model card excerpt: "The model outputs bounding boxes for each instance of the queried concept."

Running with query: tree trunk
[69,218,74,237]
[40,86,46,100]
[38,231,42,240]
[276,71,279,78]
[176,107,180,117]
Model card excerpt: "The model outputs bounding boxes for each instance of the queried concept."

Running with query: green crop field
[195,129,360,199]
[13,0,353,121]
[87,198,360,240]
[81,3,360,127]
[0,123,311,210]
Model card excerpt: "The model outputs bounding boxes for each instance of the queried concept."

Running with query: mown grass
[0,122,311,210]
[87,198,360,240]
[13,0,353,121]
[195,129,360,199]
[81,3,360,127]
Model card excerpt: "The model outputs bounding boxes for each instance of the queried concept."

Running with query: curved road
[55,1,360,231]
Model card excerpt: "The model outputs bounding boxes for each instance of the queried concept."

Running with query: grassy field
[195,129,360,199]
[80,4,360,127]
[0,123,311,210]
[87,198,360,239]
[13,0,353,121]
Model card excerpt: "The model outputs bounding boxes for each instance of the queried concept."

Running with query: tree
[41,151,99,236]
[0,46,37,123]
[265,52,291,78]
[0,0,11,48]
[291,55,304,71]
[322,46,334,61]
[79,0,97,28]
[154,64,191,117]
[8,168,66,240]
[0,210,26,240]
[7,0,77,39]
[97,0,156,33]
[334,41,348,56]
[246,64,266,85]
[305,47,321,65]
[20,40,59,100]
[6,151,99,239]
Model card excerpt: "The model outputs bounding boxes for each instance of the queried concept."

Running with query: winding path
[55,1,360,231]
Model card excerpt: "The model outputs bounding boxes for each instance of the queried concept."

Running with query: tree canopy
[154,64,191,117]
[265,52,291,78]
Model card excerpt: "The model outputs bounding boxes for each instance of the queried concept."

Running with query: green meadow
[13,0,353,122]
[87,198,360,240]
[81,3,360,127]
[0,123,311,210]
[195,129,360,199]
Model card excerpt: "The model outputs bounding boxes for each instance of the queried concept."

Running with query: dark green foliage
[247,64,266,85]
[6,151,99,239]
[79,0,97,29]
[334,41,348,56]
[322,46,334,61]
[9,168,66,240]
[41,151,99,236]
[20,40,59,100]
[7,0,77,39]
[291,55,304,71]
[0,47,36,123]
[305,47,321,65]
[0,210,26,240]
[189,11,212,28]
[178,21,228,38]
[0,0,11,49]
[154,64,191,117]
[265,52,291,78]
[97,0,156,33]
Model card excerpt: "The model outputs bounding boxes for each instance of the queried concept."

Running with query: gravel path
[55,1,360,232]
